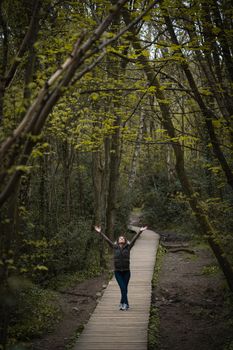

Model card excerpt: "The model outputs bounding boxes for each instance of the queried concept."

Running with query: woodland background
[0,0,233,348]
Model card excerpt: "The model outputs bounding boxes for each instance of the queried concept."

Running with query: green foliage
[148,246,166,349]
[8,284,61,343]
[113,191,134,238]
[139,171,197,231]
[151,246,166,289]
[201,264,220,275]
[47,269,102,291]
[17,218,101,284]
[48,219,94,274]
[224,342,233,350]
[15,237,57,279]
[148,306,160,350]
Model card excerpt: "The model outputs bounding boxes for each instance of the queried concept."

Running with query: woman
[94,225,147,310]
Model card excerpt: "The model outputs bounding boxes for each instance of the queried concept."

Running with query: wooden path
[73,226,160,350]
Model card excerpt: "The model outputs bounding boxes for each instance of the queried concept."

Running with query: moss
[201,264,220,275]
[184,252,198,261]
[151,245,166,289]
[148,306,160,349]
[193,241,210,250]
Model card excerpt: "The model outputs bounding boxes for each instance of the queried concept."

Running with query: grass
[64,325,85,350]
[148,245,166,350]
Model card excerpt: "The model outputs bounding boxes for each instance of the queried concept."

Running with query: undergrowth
[6,259,111,350]
[8,284,61,348]
[48,267,103,291]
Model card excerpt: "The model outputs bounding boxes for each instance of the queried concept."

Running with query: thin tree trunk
[106,115,121,239]
[128,109,145,189]
[211,0,233,84]
[92,151,104,226]
[185,8,233,142]
[163,13,233,192]
[105,11,122,239]
[92,150,107,268]
[62,141,74,223]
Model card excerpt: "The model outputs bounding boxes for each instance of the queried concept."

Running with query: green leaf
[34,265,48,271]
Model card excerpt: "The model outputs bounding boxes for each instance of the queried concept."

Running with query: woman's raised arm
[94,226,115,248]
[129,226,147,249]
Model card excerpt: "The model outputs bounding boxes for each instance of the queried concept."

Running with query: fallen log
[169,248,195,254]
[161,242,189,249]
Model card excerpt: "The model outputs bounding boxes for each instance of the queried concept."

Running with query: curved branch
[0,0,130,207]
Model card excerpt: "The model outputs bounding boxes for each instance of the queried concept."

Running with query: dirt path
[33,273,109,350]
[153,234,233,350]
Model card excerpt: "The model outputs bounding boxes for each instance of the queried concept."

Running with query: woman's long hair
[116,235,128,244]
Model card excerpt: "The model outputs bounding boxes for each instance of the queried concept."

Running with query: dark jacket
[99,229,143,271]
[113,243,130,271]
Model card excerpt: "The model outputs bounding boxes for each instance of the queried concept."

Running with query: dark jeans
[114,270,131,306]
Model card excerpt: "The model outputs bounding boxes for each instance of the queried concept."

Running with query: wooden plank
[74,344,147,350]
[73,227,159,350]
[77,336,148,342]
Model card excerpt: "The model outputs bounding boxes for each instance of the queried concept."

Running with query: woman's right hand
[94,225,101,233]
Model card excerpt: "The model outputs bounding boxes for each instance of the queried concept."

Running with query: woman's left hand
[94,225,102,233]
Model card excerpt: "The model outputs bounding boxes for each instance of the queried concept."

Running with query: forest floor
[32,216,233,350]
[153,229,233,350]
[32,273,109,350]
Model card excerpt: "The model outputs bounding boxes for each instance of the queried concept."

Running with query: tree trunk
[92,150,107,268]
[62,141,74,223]
[105,115,121,239]
[92,151,104,226]
[105,11,123,239]
[128,109,145,189]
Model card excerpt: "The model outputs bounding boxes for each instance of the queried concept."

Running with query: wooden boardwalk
[73,226,160,350]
